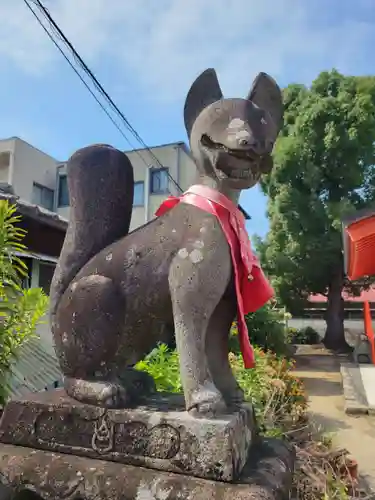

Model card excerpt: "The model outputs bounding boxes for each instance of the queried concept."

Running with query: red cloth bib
[155,184,274,368]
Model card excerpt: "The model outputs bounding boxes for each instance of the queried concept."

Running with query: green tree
[257,70,375,351]
[0,201,48,404]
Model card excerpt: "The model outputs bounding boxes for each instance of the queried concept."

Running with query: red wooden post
[363,300,375,365]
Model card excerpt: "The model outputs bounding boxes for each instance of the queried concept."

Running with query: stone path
[293,345,375,493]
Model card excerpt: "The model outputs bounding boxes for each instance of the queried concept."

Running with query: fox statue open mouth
[200,133,262,183]
[50,68,283,417]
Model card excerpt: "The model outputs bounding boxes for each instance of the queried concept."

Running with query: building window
[150,168,169,195]
[0,151,10,184]
[133,181,145,207]
[38,262,56,295]
[58,175,69,207]
[32,183,54,211]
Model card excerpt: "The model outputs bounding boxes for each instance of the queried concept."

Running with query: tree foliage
[256,70,375,348]
[0,201,48,404]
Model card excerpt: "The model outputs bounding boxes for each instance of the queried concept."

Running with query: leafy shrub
[136,343,307,436]
[136,345,182,393]
[229,349,307,435]
[230,304,291,357]
[0,201,48,404]
[290,326,320,345]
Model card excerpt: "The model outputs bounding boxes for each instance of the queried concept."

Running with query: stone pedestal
[0,389,255,482]
[0,440,295,500]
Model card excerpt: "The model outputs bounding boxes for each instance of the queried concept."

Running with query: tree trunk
[322,272,352,352]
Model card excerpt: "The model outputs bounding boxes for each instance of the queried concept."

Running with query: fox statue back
[50,68,283,417]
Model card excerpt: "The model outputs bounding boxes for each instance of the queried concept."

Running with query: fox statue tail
[50,144,134,317]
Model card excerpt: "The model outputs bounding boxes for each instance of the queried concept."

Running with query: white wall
[127,143,198,231]
[57,205,70,219]
[177,146,197,192]
[0,138,15,185]
[11,138,58,204]
[127,143,180,231]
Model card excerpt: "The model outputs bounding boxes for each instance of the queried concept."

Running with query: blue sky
[1,0,375,238]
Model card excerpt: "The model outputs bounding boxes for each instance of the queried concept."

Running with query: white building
[56,141,200,230]
[0,137,65,297]
[56,140,250,229]
[0,136,58,211]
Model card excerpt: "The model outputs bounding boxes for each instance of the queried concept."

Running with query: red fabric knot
[155,184,274,368]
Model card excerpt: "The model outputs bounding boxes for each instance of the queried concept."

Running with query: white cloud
[1,0,374,103]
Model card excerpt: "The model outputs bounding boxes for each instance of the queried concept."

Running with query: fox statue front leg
[205,296,245,408]
[168,222,232,416]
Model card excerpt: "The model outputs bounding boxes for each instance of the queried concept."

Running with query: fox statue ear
[184,68,223,139]
[247,72,283,133]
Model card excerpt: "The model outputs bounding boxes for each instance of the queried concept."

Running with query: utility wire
[27,0,182,192]
[24,0,183,193]
[23,0,138,152]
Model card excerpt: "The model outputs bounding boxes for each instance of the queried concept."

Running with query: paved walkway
[293,345,375,493]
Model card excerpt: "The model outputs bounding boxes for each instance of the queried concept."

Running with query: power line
[27,0,182,192]
[23,0,138,152]
[24,0,183,193]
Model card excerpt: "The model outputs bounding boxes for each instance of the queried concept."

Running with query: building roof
[124,140,188,154]
[0,192,68,232]
[8,336,62,399]
[0,136,61,163]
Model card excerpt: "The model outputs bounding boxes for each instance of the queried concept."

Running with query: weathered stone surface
[0,438,295,500]
[0,389,256,482]
[49,70,284,416]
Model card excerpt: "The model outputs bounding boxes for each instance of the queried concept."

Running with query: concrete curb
[358,365,375,415]
[340,362,369,415]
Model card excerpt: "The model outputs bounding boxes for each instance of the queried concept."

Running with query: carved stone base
[0,389,256,482]
[0,440,295,500]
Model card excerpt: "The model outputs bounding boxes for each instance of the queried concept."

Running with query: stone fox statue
[50,69,283,416]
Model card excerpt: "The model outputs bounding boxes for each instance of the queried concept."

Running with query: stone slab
[340,362,369,415]
[0,389,255,482]
[0,439,295,500]
[359,364,375,414]
[353,335,372,364]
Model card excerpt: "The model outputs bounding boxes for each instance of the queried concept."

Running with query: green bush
[136,345,182,393]
[230,304,291,357]
[136,343,307,436]
[290,326,320,345]
[0,201,48,404]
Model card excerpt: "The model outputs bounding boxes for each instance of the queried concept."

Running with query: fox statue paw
[64,369,156,409]
[187,384,228,418]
